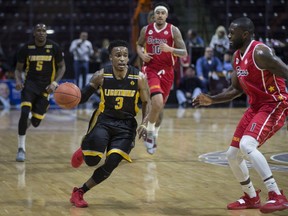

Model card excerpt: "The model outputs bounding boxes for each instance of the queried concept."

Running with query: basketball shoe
[144,131,157,154]
[71,148,83,168]
[227,190,261,210]
[70,187,88,208]
[16,148,26,162]
[260,190,288,213]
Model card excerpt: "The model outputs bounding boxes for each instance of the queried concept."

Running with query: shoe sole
[260,205,287,213]
[16,157,25,162]
[70,199,88,208]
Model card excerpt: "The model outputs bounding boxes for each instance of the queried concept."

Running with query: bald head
[231,17,254,34]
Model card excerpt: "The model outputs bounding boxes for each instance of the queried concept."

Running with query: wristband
[51,81,58,87]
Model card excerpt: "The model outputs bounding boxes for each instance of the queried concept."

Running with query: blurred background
[0,0,287,108]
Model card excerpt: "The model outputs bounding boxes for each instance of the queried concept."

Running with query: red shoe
[70,187,88,208]
[71,148,83,168]
[227,190,261,210]
[260,190,288,214]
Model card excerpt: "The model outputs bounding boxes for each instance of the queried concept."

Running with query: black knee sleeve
[91,153,123,184]
[18,106,31,135]
[103,153,123,173]
[84,155,101,167]
[31,117,41,127]
[20,106,30,119]
[91,166,111,184]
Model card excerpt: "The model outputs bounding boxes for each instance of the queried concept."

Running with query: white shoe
[16,148,26,162]
[144,132,157,154]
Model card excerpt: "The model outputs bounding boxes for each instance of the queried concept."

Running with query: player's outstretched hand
[192,93,213,108]
[137,124,147,140]
[46,81,58,94]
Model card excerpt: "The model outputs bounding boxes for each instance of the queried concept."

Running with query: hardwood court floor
[0,107,288,216]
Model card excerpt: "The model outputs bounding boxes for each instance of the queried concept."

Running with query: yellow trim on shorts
[21,102,32,107]
[32,112,45,120]
[82,150,104,158]
[107,148,132,163]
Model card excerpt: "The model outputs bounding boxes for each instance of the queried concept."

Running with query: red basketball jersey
[144,23,177,68]
[234,40,288,110]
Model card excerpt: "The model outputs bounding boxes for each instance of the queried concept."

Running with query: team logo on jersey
[46,49,50,53]
[245,59,248,64]
[236,66,249,76]
[148,30,153,35]
[130,81,135,86]
[236,58,239,64]
[164,30,168,35]
[147,36,167,45]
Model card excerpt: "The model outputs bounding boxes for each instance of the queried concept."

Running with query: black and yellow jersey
[98,65,140,119]
[17,39,64,92]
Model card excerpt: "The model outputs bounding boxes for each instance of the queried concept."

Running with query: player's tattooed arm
[171,26,187,57]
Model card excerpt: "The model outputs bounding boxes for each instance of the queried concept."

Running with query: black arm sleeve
[80,84,97,104]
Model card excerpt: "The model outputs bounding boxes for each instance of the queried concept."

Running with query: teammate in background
[137,2,187,154]
[193,17,288,214]
[70,40,150,208]
[14,23,66,162]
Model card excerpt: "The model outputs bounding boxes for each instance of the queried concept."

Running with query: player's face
[228,23,244,50]
[110,47,129,71]
[154,9,168,25]
[33,25,47,43]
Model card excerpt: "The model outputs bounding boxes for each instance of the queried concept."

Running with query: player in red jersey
[193,17,288,214]
[137,2,187,154]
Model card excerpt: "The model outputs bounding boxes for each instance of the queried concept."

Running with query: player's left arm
[137,72,151,139]
[159,26,187,57]
[254,45,288,80]
[46,59,66,93]
[46,46,66,93]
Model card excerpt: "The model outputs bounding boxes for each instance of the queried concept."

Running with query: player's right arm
[136,26,153,63]
[14,62,24,91]
[79,69,104,103]
[193,53,243,107]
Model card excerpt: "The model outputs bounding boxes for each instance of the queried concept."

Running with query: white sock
[147,122,155,132]
[154,126,160,137]
[241,181,257,198]
[264,178,281,195]
[18,135,26,151]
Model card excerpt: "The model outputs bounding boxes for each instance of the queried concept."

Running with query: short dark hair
[34,23,46,31]
[153,2,170,12]
[232,17,254,34]
[108,40,129,54]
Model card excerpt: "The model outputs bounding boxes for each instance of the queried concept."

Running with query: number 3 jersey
[17,39,64,93]
[97,65,140,119]
[144,22,177,68]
